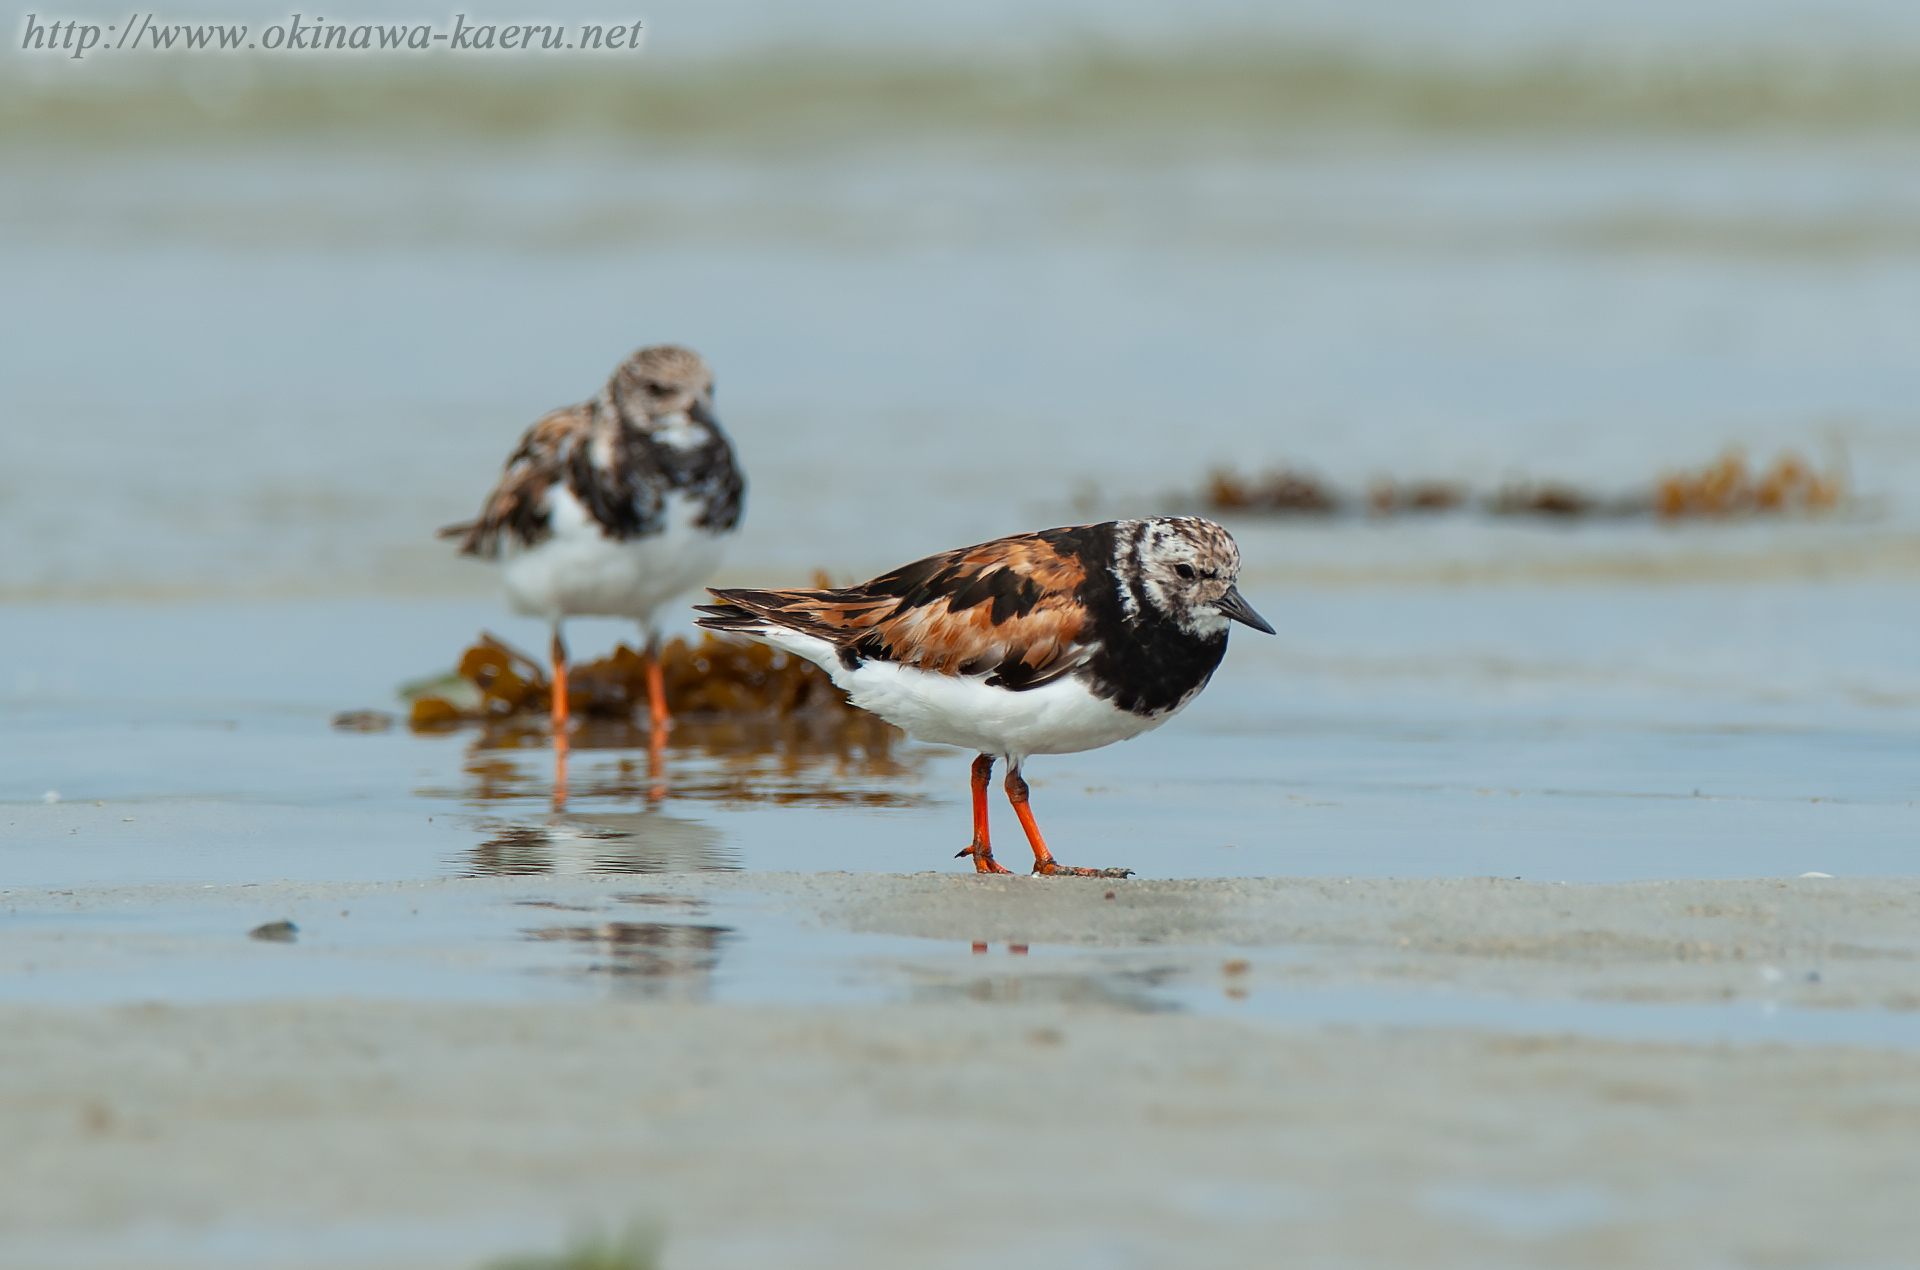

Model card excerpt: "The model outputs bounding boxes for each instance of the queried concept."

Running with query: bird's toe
[1034,863,1133,879]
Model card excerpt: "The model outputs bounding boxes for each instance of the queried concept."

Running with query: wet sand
[10,1000,1920,1270]
[4,584,1918,1266]
[6,871,1920,1268]
[11,870,1920,1011]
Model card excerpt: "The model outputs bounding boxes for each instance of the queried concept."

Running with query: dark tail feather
[696,587,857,649]
[694,590,771,633]
[437,519,502,558]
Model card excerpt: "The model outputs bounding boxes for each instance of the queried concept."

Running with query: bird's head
[1118,516,1274,639]
[608,344,718,442]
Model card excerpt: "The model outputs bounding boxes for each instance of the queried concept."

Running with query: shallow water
[4,586,1915,888]
[9,868,1920,1055]
[7,105,1920,598]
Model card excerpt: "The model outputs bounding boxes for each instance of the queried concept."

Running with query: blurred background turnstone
[442,344,745,744]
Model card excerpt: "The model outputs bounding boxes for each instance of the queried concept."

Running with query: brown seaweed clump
[1200,448,1845,523]
[1206,467,1341,515]
[1482,482,1648,519]
[1655,449,1843,519]
[1366,480,1468,515]
[1483,482,1592,517]
[408,633,853,732]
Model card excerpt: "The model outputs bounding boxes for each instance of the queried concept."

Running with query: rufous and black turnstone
[442,345,745,743]
[696,516,1272,876]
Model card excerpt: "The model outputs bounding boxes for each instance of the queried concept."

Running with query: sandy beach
[11,999,1920,1270]
[6,871,1920,1267]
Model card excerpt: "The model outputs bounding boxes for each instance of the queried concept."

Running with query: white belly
[846,662,1170,760]
[743,627,1188,762]
[501,487,727,628]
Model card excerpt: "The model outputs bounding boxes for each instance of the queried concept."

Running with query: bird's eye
[1174,564,1196,581]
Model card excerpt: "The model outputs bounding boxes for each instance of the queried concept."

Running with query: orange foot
[1033,861,1134,879]
[955,844,1014,875]
[1003,771,1131,878]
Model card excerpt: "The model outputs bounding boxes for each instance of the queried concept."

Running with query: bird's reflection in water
[526,917,733,1002]
[465,811,737,876]
[912,954,1182,1013]
[425,710,929,813]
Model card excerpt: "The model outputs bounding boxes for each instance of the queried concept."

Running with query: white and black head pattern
[1079,517,1272,716]
[1111,517,1269,640]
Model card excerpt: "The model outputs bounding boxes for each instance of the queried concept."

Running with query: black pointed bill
[1216,586,1275,634]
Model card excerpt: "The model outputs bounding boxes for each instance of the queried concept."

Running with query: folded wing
[699,528,1100,691]
[438,405,591,557]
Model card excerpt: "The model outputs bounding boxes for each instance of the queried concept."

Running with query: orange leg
[1006,766,1133,879]
[550,628,570,811]
[953,754,1012,873]
[643,636,669,730]
[644,723,667,802]
[550,628,571,735]
[643,634,668,802]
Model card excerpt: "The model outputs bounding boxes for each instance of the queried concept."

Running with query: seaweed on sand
[1366,479,1468,515]
[1655,448,1845,519]
[406,632,856,732]
[1205,466,1341,515]
[400,631,926,811]
[1483,482,1648,519]
[1198,448,1847,522]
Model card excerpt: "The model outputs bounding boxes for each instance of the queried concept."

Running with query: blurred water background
[3,0,1918,883]
[7,0,1920,597]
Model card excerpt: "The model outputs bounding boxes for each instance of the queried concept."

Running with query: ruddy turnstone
[441,344,745,742]
[695,517,1272,876]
